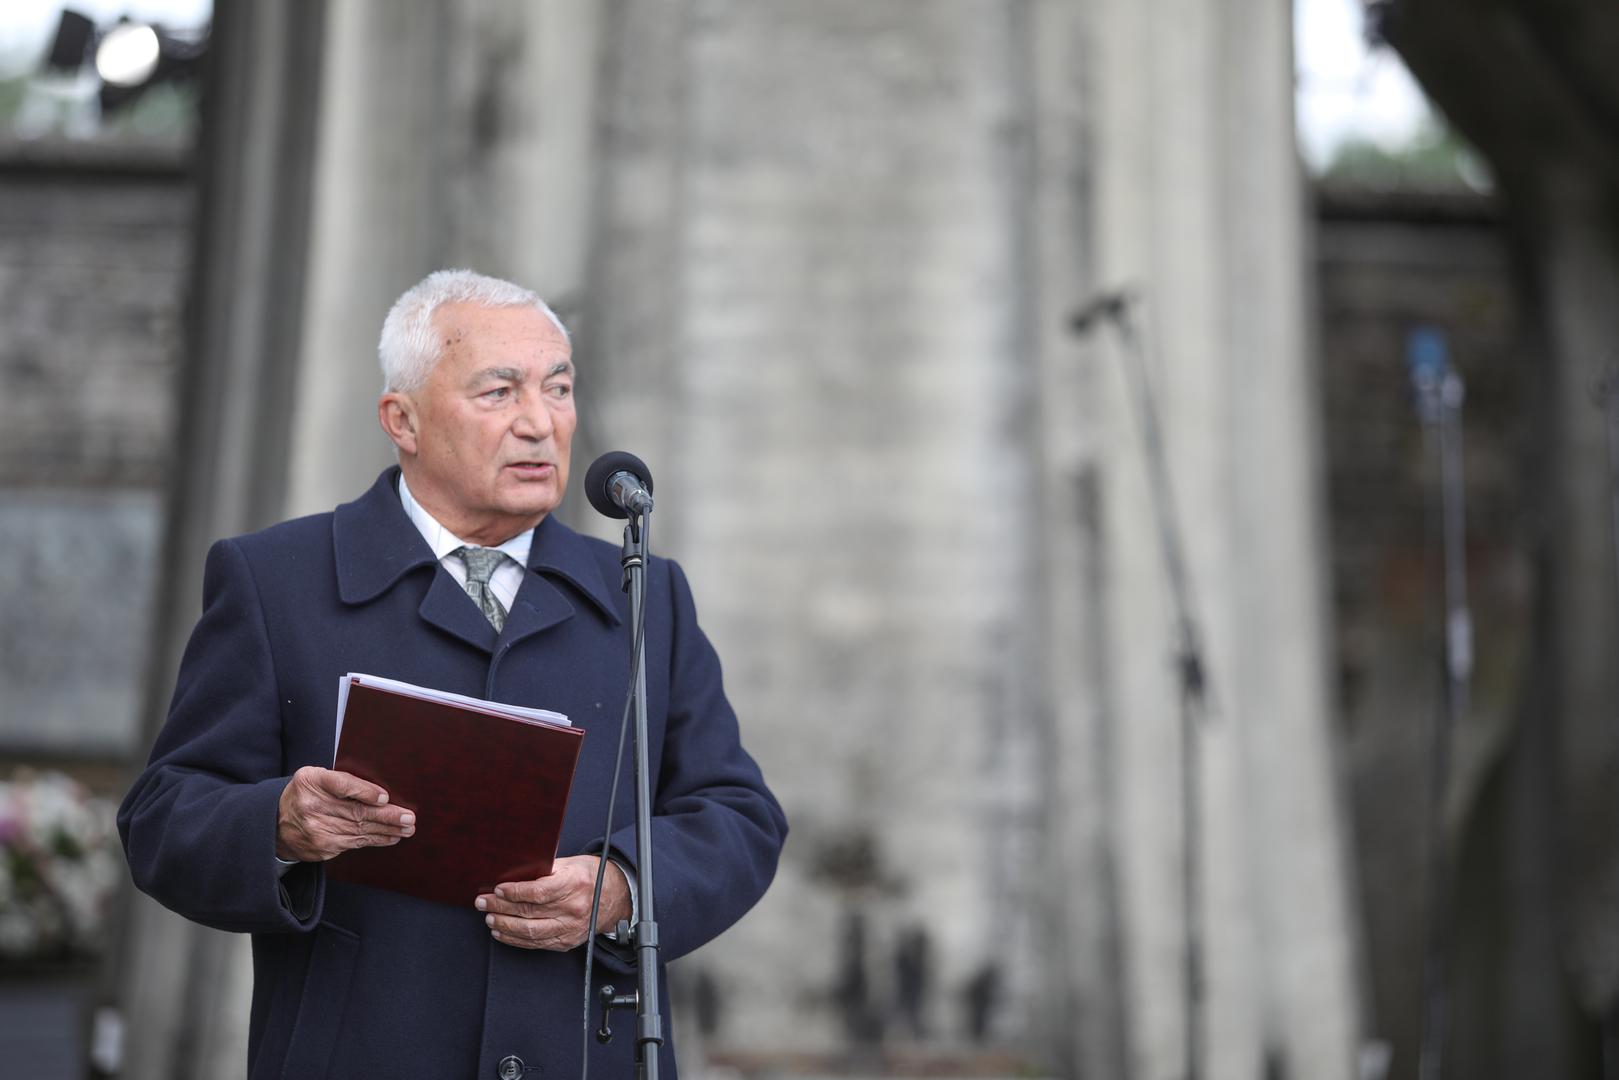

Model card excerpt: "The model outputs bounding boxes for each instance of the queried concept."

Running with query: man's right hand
[275,766,416,863]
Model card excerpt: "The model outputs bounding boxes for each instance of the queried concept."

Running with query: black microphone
[584,451,655,518]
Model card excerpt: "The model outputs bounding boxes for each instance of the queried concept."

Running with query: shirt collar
[397,472,534,567]
[334,467,621,625]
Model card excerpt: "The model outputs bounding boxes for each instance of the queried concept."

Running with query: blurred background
[1,1,1615,1078]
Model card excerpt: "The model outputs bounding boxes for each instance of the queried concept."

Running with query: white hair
[378,269,570,392]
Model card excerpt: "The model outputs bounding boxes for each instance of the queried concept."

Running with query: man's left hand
[477,855,631,951]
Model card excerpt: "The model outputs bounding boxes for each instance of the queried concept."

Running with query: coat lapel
[499,514,623,654]
[333,467,436,604]
[333,468,492,654]
[419,568,500,653]
[497,576,576,653]
[334,468,622,659]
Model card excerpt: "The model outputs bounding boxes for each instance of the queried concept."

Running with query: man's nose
[511,392,554,440]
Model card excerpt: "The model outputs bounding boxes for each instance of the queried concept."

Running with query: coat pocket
[277,921,361,1080]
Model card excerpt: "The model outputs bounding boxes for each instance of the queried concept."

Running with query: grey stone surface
[113,5,333,1077]
[0,1,1373,1076]
[587,0,1049,1057]
[0,153,189,489]
[0,489,161,754]
[1083,0,1360,1075]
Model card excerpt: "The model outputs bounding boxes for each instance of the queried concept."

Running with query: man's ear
[378,392,419,456]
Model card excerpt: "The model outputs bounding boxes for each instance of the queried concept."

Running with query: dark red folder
[328,679,584,907]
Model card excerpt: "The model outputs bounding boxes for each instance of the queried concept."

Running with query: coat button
[497,1055,526,1080]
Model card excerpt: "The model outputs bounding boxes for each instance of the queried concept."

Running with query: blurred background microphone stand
[1407,326,1471,1080]
[1071,289,1214,1080]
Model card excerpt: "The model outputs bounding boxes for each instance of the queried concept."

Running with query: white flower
[0,769,120,958]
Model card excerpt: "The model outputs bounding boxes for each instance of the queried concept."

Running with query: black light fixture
[42,9,208,116]
[43,9,95,71]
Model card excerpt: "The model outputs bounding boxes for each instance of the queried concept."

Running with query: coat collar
[333,467,622,630]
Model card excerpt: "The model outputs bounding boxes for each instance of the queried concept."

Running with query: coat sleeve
[118,538,324,934]
[600,559,787,963]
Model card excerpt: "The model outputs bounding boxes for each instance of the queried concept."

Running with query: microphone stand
[597,509,663,1078]
[1409,328,1470,1080]
[1073,291,1213,1080]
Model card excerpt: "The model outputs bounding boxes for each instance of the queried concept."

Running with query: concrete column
[118,2,327,1076]
[1084,0,1363,1075]
[286,0,604,520]
[587,0,1051,1058]
[1219,0,1364,1071]
[284,0,450,520]
[1022,0,1133,1073]
[574,0,693,529]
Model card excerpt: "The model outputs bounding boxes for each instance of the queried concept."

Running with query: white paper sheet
[333,671,570,752]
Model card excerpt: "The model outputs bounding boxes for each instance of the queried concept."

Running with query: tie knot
[456,546,505,586]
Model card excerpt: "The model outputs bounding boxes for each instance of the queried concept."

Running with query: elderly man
[119,269,786,1080]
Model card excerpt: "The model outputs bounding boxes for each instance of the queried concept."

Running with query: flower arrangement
[0,769,121,961]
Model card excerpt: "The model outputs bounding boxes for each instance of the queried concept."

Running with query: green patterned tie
[454,546,508,632]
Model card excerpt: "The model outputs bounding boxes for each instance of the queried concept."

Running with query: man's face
[381,302,576,546]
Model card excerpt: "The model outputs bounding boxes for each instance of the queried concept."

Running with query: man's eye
[547,383,573,399]
[483,386,511,400]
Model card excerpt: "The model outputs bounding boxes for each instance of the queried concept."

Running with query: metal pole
[1411,328,1469,1080]
[1110,299,1212,1080]
[626,514,662,1080]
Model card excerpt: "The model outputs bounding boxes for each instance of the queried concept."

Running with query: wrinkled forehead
[432,302,572,370]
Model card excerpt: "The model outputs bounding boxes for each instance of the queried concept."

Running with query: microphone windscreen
[584,450,654,519]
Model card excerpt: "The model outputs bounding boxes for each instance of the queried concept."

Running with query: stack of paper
[326,673,584,906]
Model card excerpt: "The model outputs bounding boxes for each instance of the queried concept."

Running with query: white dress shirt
[397,473,529,613]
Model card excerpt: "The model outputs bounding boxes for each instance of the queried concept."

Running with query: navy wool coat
[120,467,787,1080]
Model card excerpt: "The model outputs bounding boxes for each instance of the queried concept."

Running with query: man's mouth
[506,461,554,476]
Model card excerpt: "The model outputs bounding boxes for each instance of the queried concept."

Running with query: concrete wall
[0,144,189,757]
[591,0,1049,1059]
[587,1,1361,1076]
[1069,0,1360,1075]
[0,1,1381,1076]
